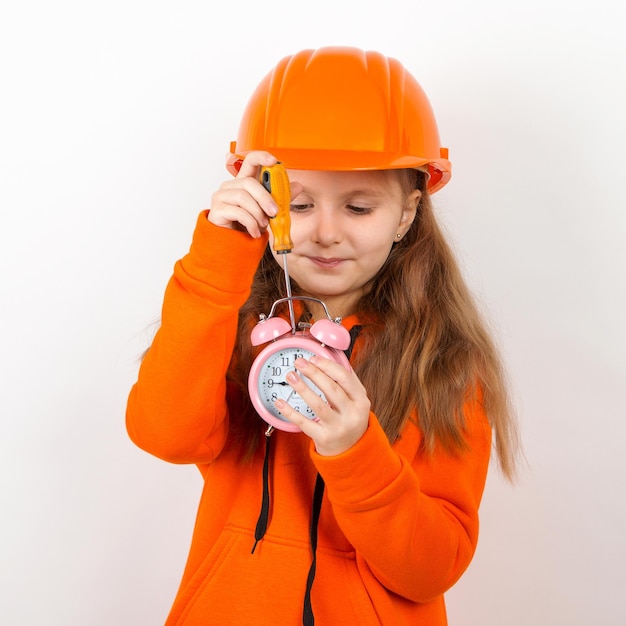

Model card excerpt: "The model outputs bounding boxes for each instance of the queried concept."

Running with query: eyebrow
[345,188,386,197]
[293,188,388,201]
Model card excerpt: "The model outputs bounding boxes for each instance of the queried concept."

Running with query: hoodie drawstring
[251,426,273,554]
[302,473,325,625]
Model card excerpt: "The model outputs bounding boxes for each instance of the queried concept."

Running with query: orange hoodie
[126,211,492,625]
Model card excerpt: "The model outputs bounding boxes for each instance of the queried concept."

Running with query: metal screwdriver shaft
[260,163,296,332]
[280,252,295,327]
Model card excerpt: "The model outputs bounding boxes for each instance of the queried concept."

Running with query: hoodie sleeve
[126,211,267,464]
[311,395,492,603]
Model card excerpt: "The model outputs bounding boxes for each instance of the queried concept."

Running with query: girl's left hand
[275,356,371,456]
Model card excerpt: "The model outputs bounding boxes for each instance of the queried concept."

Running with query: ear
[397,189,421,235]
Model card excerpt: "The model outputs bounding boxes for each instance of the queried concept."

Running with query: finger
[279,363,371,456]
[274,399,322,438]
[289,181,304,200]
[220,177,278,219]
[236,151,277,179]
[294,357,355,407]
[284,369,331,418]
[209,205,267,238]
[209,194,267,239]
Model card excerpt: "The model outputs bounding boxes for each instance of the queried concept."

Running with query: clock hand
[284,376,302,403]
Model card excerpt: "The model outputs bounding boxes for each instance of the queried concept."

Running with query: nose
[312,206,341,246]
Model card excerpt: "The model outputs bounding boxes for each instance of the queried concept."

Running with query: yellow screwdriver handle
[260,163,293,254]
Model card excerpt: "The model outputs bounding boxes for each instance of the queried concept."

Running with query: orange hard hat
[227,47,451,193]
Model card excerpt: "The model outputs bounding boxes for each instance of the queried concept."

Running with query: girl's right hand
[208,151,280,239]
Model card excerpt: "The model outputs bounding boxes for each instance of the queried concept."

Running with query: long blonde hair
[229,170,519,479]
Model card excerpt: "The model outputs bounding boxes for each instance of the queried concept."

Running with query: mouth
[308,256,346,269]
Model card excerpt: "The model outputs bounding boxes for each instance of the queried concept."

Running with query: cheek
[359,230,397,273]
[357,226,396,255]
[286,215,309,246]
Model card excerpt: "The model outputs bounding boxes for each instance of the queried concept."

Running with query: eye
[346,204,373,215]
[290,203,313,212]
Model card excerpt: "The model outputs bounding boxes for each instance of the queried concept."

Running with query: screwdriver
[260,162,296,331]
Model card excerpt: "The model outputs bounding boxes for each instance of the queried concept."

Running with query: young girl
[126,47,518,626]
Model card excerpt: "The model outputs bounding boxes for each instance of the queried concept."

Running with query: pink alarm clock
[247,297,351,432]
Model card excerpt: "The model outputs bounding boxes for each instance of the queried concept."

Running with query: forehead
[287,169,404,195]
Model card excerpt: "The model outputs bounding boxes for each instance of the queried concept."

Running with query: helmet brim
[227,149,451,193]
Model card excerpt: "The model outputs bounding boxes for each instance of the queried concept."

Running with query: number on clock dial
[258,348,326,421]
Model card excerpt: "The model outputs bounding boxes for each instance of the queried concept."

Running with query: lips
[308,256,345,269]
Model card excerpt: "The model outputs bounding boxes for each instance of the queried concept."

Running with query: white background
[1,1,624,624]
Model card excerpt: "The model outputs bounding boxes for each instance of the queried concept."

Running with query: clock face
[256,346,326,424]
[248,333,351,433]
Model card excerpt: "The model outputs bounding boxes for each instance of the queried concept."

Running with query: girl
[126,47,518,625]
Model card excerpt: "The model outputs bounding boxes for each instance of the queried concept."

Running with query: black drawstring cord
[302,325,361,624]
[345,325,362,361]
[302,474,325,626]
[251,426,274,554]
